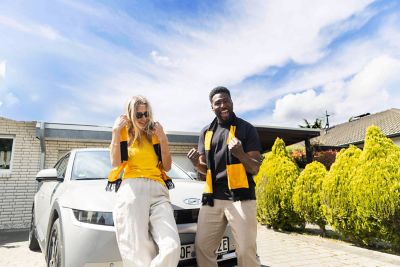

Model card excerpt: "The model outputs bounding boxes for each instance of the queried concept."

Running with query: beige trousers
[113,178,180,267]
[195,199,259,267]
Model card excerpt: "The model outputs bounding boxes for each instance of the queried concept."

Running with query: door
[35,153,70,244]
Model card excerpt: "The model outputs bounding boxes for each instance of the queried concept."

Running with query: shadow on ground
[0,230,29,247]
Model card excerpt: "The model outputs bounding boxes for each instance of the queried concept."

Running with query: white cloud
[37,25,59,41]
[150,51,177,67]
[0,15,60,40]
[273,84,343,123]
[234,87,273,113]
[0,60,5,79]
[270,55,400,126]
[72,0,376,131]
[338,55,400,116]
[3,0,393,131]
[4,92,19,107]
[30,94,39,102]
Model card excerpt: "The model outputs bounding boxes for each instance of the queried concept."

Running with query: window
[0,137,14,172]
[171,154,200,180]
[71,151,113,180]
[54,154,70,179]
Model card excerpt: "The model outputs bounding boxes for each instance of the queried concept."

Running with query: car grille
[174,209,199,224]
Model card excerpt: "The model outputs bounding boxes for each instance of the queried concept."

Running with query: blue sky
[1,0,400,131]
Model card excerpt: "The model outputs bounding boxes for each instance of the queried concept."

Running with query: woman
[110,95,180,267]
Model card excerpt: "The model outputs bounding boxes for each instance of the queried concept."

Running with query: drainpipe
[37,122,46,170]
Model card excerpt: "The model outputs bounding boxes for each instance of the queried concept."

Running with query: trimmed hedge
[293,161,327,232]
[321,145,361,237]
[256,138,304,230]
[255,125,400,250]
[349,126,400,248]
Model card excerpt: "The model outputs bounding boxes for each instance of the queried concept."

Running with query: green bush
[350,126,400,248]
[293,161,327,232]
[321,145,361,237]
[256,138,304,230]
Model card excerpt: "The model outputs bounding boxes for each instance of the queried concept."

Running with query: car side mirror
[36,168,63,182]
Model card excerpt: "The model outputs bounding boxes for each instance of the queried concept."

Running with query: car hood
[60,179,205,212]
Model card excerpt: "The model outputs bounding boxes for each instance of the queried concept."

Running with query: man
[187,86,261,267]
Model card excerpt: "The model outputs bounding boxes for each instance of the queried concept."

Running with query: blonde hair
[125,95,154,145]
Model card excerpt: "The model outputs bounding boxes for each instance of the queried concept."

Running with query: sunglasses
[136,111,149,119]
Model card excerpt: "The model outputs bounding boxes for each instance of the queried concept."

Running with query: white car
[28,148,237,267]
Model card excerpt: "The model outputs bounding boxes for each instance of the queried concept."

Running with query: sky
[1,0,400,132]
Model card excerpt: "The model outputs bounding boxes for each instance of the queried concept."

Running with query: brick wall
[44,139,110,169]
[169,143,196,155]
[0,117,41,230]
[0,118,197,230]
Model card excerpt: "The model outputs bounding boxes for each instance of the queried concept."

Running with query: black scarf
[202,114,253,206]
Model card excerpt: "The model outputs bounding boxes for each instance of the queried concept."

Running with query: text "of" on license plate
[180,237,229,261]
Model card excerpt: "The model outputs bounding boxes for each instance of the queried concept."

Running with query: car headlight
[72,209,114,226]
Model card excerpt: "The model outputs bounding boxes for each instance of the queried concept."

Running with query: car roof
[71,148,109,152]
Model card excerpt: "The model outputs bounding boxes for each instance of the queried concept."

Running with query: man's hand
[187,148,200,167]
[229,137,261,175]
[228,137,245,158]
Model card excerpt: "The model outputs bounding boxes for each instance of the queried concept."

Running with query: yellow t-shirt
[123,136,164,184]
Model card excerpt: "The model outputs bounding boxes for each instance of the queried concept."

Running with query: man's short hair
[209,86,231,102]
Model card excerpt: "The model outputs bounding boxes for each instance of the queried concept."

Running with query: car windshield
[72,151,112,180]
[71,150,192,180]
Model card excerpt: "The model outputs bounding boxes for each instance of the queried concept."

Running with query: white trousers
[113,178,181,267]
[195,199,260,267]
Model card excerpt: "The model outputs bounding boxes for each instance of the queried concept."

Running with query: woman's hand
[153,122,167,142]
[112,114,129,132]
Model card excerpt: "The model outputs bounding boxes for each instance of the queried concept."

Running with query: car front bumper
[60,207,236,267]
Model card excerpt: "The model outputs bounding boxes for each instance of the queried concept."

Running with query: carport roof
[35,122,320,151]
[255,125,320,151]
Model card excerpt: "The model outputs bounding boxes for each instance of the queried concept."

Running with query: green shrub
[350,126,400,248]
[256,138,304,230]
[293,161,327,232]
[321,145,361,237]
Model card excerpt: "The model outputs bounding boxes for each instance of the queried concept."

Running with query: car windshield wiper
[74,178,107,180]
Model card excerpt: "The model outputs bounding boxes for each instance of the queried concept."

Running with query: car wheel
[28,206,41,251]
[47,218,64,267]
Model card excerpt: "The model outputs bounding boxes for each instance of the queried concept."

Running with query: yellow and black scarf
[202,115,254,206]
[106,127,174,192]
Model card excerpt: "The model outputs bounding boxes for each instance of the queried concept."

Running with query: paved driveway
[1,225,400,266]
[0,230,44,267]
[257,224,400,267]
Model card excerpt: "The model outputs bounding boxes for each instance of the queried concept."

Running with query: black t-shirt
[198,116,261,200]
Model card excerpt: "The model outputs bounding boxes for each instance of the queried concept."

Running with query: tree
[299,118,323,129]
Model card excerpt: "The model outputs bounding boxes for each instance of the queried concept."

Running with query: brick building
[0,117,198,230]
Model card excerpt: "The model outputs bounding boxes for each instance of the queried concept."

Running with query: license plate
[180,237,229,261]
